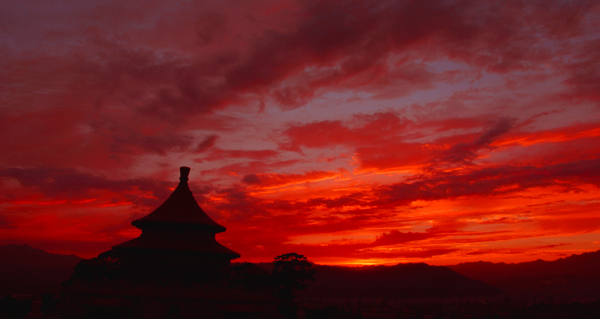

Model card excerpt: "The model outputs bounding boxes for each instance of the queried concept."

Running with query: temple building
[59,167,278,319]
[112,166,240,284]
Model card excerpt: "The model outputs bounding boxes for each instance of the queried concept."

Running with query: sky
[1,0,600,266]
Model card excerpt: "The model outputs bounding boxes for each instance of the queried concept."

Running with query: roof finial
[180,166,190,183]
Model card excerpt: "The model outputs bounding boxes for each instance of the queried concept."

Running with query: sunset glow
[1,0,600,266]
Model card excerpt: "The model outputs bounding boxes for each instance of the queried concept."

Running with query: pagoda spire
[131,166,226,233]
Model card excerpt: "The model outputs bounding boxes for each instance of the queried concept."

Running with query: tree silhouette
[270,253,316,318]
[68,250,123,282]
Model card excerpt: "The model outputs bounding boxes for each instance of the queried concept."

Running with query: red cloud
[205,159,301,178]
[374,158,600,208]
[562,36,600,102]
[281,114,519,171]
[195,135,218,153]
[370,229,437,246]
[0,213,16,230]
[242,171,339,188]
[431,118,516,166]
[0,166,172,206]
[280,112,415,153]
[2,0,600,264]
[198,148,280,162]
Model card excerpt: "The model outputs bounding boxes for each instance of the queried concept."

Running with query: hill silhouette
[249,262,503,299]
[5,244,600,300]
[448,250,600,299]
[0,244,81,295]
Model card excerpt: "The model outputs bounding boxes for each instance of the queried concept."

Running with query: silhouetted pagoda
[111,166,240,283]
[59,167,279,319]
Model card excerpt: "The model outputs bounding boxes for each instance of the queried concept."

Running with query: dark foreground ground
[298,297,600,319]
[3,246,600,318]
[3,293,600,318]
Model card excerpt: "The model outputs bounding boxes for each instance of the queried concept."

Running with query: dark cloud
[433,117,516,166]
[198,148,280,162]
[0,213,17,230]
[374,158,600,207]
[1,0,597,170]
[241,171,339,188]
[212,186,270,221]
[370,229,437,247]
[281,113,518,171]
[231,157,600,214]
[562,38,600,102]
[241,174,262,185]
[306,193,366,210]
[94,120,195,156]
[7,0,589,126]
[204,159,300,177]
[0,166,171,201]
[200,156,600,238]
[281,112,412,151]
[196,134,218,153]
[357,248,458,259]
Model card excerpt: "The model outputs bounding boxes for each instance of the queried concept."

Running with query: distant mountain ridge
[448,250,600,299]
[449,250,600,280]
[302,263,504,299]
[249,262,503,299]
[0,244,81,295]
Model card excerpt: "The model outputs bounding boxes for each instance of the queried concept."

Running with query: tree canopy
[271,253,316,299]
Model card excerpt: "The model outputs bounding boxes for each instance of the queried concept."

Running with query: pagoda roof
[131,167,226,233]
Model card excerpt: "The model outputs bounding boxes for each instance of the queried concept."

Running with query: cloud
[7,0,588,128]
[280,113,520,171]
[250,157,600,212]
[0,213,17,230]
[198,148,280,162]
[281,112,412,150]
[465,248,525,256]
[91,119,195,156]
[196,134,218,153]
[538,217,600,235]
[273,242,458,260]
[374,158,600,207]
[1,0,598,170]
[1,0,600,264]
[432,117,516,166]
[205,159,300,178]
[211,186,270,221]
[370,229,437,247]
[242,170,340,188]
[357,248,459,259]
[0,166,171,203]
[562,38,600,102]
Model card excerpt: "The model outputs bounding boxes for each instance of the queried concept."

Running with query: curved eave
[113,236,240,260]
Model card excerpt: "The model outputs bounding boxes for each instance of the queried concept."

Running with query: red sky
[1,0,600,266]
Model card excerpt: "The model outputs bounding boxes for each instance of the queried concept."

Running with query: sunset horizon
[2,0,600,268]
